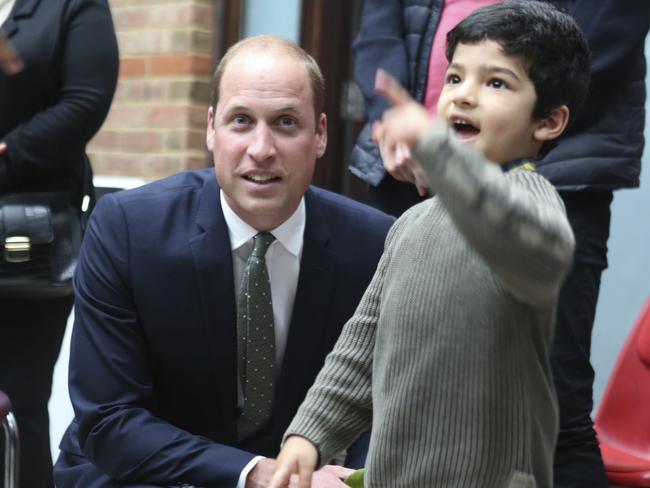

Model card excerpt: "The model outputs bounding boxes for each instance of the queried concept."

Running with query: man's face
[207,49,327,231]
[437,40,546,164]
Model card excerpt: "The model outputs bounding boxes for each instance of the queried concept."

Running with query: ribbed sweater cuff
[283,420,340,469]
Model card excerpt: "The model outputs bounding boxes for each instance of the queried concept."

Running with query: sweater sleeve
[282,217,406,466]
[413,126,575,308]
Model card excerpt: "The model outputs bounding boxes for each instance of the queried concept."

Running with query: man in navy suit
[54,35,394,487]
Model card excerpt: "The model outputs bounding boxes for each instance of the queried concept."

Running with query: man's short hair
[210,35,325,121]
[446,0,590,122]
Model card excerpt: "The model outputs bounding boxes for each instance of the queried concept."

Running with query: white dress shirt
[220,191,305,487]
[0,0,16,25]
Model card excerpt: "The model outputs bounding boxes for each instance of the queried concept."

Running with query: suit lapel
[275,189,337,415]
[3,0,41,37]
[189,175,239,440]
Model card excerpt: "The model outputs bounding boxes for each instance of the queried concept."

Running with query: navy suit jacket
[54,169,394,487]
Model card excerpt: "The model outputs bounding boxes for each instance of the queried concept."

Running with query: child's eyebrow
[485,66,521,82]
[446,62,522,82]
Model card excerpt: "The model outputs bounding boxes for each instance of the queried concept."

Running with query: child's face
[437,40,547,164]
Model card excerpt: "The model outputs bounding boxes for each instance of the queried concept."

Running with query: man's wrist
[237,455,265,488]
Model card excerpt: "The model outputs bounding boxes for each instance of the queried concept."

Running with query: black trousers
[0,295,73,488]
[552,191,613,488]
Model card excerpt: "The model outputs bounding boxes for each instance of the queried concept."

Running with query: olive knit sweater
[284,127,575,488]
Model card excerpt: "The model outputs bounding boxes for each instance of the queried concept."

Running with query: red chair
[0,389,19,488]
[595,295,650,487]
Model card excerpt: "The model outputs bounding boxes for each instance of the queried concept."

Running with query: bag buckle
[4,236,31,263]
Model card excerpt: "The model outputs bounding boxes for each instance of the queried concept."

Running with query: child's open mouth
[451,118,480,140]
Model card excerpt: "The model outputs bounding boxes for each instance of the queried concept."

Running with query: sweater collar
[501,159,536,174]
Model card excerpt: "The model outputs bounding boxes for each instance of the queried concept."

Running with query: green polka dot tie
[237,232,276,440]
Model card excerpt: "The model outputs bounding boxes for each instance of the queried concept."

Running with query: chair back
[595,297,650,452]
[0,389,19,488]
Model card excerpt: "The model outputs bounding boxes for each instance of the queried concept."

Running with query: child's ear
[534,105,569,142]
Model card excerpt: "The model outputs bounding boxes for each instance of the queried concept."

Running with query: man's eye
[488,79,508,89]
[446,74,461,84]
[232,115,250,125]
[278,116,296,127]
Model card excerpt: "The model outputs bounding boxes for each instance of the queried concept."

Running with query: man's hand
[268,436,319,488]
[246,458,277,488]
[0,31,23,74]
[372,69,435,196]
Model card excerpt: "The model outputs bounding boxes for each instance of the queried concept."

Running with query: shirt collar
[501,158,536,174]
[220,191,305,257]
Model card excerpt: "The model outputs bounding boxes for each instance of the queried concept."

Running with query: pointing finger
[375,68,412,107]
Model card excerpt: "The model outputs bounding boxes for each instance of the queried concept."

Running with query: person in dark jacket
[0,1,119,486]
[350,1,649,487]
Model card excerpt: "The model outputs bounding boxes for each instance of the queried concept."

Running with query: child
[270,1,589,487]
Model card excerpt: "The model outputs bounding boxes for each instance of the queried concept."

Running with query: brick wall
[88,0,215,180]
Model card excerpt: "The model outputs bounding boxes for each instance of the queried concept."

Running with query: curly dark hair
[446,0,590,122]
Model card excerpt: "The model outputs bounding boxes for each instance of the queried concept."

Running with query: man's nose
[247,124,276,162]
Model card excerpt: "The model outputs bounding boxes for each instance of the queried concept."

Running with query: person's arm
[352,0,408,123]
[269,215,409,488]
[374,70,575,307]
[0,0,119,191]
[414,126,575,307]
[69,195,257,486]
[349,0,430,191]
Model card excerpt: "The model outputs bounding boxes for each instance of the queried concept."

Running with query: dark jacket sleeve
[68,195,255,486]
[0,0,119,191]
[352,0,409,124]
[349,0,409,186]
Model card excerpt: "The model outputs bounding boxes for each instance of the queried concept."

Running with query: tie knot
[251,232,275,258]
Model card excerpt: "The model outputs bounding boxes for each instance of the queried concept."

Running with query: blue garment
[54,169,394,487]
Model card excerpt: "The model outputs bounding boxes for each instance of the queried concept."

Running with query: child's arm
[374,69,574,307]
[414,127,575,307]
[270,216,406,487]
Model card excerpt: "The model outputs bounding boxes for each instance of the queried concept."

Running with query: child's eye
[488,78,508,89]
[446,74,462,84]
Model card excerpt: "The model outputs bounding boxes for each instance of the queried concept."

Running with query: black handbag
[0,192,84,298]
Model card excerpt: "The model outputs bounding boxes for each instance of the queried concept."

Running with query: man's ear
[316,113,327,158]
[206,106,216,151]
[534,105,569,143]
